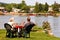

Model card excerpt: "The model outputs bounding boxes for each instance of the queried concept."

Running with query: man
[23,17,35,38]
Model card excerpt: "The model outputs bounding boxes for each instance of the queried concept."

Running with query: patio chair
[4,23,17,38]
[23,22,35,38]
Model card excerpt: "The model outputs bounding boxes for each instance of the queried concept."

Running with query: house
[12,8,21,13]
[48,7,53,12]
[0,7,5,12]
[30,8,34,13]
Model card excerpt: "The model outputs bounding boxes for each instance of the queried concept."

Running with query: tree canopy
[0,1,60,13]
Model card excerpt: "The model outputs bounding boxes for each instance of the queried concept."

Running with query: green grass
[0,26,60,40]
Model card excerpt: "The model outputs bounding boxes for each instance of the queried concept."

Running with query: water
[0,15,60,37]
[36,16,48,27]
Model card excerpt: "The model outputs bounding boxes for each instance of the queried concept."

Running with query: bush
[42,21,52,34]
[42,21,50,30]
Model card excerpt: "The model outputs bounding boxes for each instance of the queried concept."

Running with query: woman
[8,17,16,29]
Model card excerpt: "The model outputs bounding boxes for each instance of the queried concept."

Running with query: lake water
[0,15,60,37]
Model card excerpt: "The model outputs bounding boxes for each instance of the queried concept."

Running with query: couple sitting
[7,17,35,38]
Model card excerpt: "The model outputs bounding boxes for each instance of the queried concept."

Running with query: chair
[4,23,17,38]
[23,22,35,38]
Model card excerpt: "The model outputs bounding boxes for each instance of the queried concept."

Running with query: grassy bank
[0,26,60,40]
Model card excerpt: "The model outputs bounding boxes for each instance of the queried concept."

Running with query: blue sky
[0,0,60,5]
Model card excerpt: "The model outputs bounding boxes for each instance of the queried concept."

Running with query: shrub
[42,21,50,30]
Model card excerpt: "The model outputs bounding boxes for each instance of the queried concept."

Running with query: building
[12,8,21,12]
[0,7,5,12]
[48,7,53,12]
[30,8,34,13]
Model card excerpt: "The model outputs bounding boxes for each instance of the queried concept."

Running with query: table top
[15,25,24,29]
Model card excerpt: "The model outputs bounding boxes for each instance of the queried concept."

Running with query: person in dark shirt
[23,17,35,38]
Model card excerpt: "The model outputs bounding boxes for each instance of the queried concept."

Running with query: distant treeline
[0,1,60,13]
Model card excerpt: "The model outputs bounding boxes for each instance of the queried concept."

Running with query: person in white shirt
[8,17,16,28]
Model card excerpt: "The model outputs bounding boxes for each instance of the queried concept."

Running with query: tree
[44,2,49,12]
[0,3,2,7]
[21,0,26,9]
[52,1,59,12]
[34,2,39,13]
[39,3,43,12]
[5,4,14,12]
[21,0,30,13]
[21,0,26,12]
[11,3,18,8]
[24,6,30,13]
[17,4,22,9]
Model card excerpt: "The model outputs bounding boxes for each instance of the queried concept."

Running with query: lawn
[0,26,60,40]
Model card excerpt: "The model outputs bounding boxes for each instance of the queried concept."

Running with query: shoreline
[0,13,60,17]
[1,13,60,16]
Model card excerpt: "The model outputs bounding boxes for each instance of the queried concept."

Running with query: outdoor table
[15,25,24,32]
[15,25,24,37]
